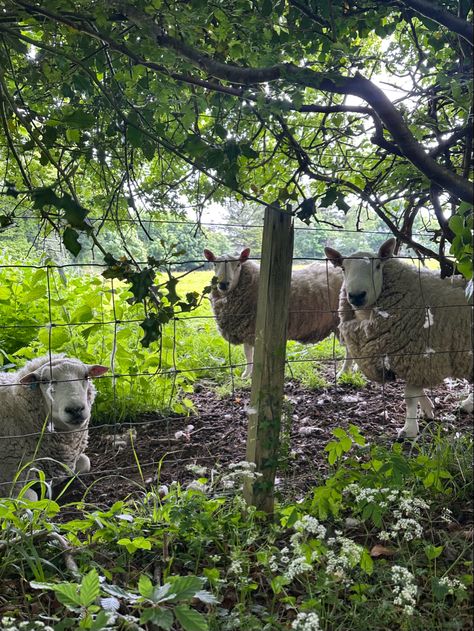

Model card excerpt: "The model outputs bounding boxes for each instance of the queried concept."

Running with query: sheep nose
[65,405,86,420]
[348,291,367,307]
[218,281,229,291]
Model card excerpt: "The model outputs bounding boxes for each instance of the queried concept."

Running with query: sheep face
[204,248,250,293]
[20,359,108,430]
[325,238,396,309]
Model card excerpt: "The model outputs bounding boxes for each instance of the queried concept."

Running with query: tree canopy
[0,0,472,280]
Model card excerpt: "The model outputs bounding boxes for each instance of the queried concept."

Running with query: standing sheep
[325,238,473,438]
[204,247,353,379]
[0,354,108,500]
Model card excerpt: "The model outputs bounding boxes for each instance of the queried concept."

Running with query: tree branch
[396,0,473,45]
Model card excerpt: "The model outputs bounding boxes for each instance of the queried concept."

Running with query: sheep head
[325,238,396,309]
[19,358,108,430]
[204,248,250,293]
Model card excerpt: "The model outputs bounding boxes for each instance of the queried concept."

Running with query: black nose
[348,291,367,307]
[218,281,229,291]
[65,405,86,421]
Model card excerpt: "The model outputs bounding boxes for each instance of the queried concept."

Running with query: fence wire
[0,220,472,500]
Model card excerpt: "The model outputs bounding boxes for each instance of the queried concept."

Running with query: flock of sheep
[0,237,472,500]
[205,237,472,439]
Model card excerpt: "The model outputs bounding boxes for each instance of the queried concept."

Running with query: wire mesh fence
[0,212,472,504]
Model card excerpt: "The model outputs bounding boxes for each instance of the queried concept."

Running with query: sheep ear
[87,365,109,378]
[19,372,39,386]
[378,238,396,261]
[325,246,343,268]
[203,249,216,262]
[239,248,250,262]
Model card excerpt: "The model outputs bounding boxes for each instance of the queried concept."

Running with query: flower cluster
[291,611,321,631]
[185,463,208,476]
[438,576,467,594]
[0,620,54,631]
[345,485,429,542]
[220,461,262,491]
[391,565,418,616]
[325,535,364,583]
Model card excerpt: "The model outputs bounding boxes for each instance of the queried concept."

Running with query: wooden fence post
[243,205,294,513]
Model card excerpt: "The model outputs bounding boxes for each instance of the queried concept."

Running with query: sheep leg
[75,453,91,473]
[418,392,434,419]
[399,384,425,438]
[459,392,473,413]
[241,343,254,379]
[337,352,354,378]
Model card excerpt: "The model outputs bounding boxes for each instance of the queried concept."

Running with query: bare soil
[57,375,473,511]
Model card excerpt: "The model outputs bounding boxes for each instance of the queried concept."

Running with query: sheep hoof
[396,428,418,442]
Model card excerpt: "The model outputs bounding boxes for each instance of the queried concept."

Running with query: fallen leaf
[370,544,396,558]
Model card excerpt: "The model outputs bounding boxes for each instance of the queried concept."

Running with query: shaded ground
[58,375,473,512]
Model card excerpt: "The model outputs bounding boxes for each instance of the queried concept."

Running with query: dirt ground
[56,373,473,512]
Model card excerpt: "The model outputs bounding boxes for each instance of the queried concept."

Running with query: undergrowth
[0,429,472,631]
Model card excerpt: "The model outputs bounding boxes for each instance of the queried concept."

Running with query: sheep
[203,247,354,379]
[325,238,473,438]
[0,354,108,500]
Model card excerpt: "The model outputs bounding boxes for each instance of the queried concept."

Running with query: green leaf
[66,128,81,143]
[360,549,374,575]
[174,605,209,631]
[62,227,82,257]
[168,575,204,601]
[54,583,82,609]
[424,544,443,561]
[62,110,96,129]
[297,197,316,223]
[80,569,100,607]
[138,574,154,599]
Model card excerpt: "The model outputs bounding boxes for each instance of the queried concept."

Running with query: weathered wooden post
[243,205,294,513]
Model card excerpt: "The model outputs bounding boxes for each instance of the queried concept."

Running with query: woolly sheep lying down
[204,247,353,379]
[0,354,108,500]
[325,238,473,438]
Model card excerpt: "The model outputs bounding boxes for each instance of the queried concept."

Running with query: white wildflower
[293,515,327,540]
[439,576,466,594]
[440,507,453,523]
[291,611,321,631]
[375,308,390,319]
[423,347,436,358]
[391,565,418,616]
[185,463,208,476]
[284,556,313,581]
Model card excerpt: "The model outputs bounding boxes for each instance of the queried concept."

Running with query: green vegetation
[0,263,356,420]
[0,429,472,630]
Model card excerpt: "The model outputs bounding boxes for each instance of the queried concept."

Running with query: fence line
[2,212,439,238]
[0,217,471,503]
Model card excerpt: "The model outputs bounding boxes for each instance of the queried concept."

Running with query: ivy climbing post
[243,205,294,513]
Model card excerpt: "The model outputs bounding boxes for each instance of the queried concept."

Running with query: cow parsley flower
[391,565,418,616]
[291,611,321,631]
[438,576,466,594]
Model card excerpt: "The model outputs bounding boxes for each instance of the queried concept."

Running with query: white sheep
[0,354,108,500]
[325,238,473,438]
[204,247,353,379]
